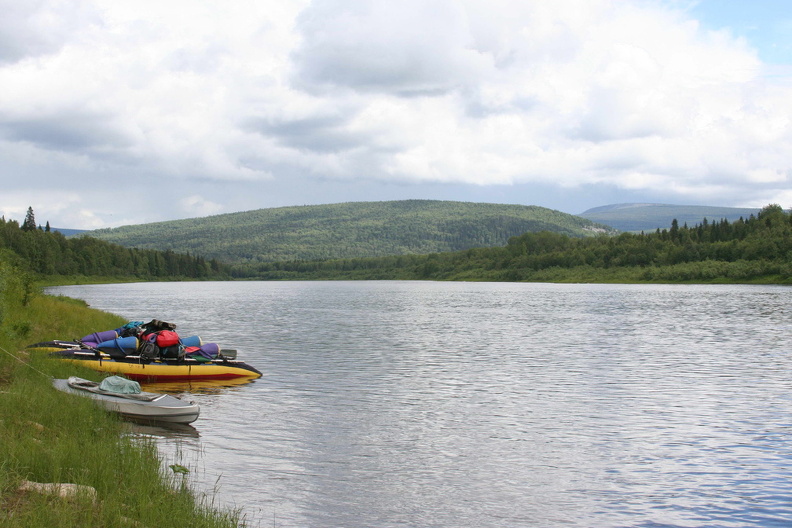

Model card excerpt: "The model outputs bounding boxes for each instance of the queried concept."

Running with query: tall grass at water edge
[0,286,242,527]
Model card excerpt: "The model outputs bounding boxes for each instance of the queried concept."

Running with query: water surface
[48,281,792,527]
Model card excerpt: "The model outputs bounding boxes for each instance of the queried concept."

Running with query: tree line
[242,204,792,283]
[0,211,231,280]
[3,204,790,284]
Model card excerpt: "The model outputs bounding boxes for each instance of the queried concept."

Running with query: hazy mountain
[579,203,761,232]
[52,228,86,237]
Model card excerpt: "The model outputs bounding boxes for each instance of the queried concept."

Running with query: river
[46,281,792,527]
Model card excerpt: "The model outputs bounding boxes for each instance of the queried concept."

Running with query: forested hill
[86,200,614,263]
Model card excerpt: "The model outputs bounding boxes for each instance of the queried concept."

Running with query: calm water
[47,281,792,527]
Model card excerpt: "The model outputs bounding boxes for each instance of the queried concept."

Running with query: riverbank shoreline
[0,289,242,527]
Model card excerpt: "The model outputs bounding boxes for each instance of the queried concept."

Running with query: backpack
[140,330,181,348]
[117,321,144,337]
[155,330,180,347]
[159,345,185,360]
[137,340,159,361]
[142,319,177,332]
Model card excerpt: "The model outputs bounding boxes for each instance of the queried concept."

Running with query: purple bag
[185,343,219,362]
[81,330,118,347]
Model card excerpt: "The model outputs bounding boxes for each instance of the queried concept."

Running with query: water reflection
[123,420,200,439]
[139,377,257,394]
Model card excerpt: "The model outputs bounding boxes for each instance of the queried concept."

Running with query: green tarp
[98,375,141,394]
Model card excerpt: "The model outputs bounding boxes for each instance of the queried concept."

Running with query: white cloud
[0,0,790,228]
[0,189,106,229]
[179,195,224,216]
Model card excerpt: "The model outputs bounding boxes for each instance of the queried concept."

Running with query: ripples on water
[49,281,792,527]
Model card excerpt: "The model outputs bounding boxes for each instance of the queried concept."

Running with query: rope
[0,344,53,380]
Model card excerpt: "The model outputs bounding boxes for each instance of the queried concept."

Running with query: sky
[1,0,791,229]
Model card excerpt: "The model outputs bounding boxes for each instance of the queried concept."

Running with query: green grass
[0,291,242,527]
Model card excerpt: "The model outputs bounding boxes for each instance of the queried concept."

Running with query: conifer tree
[21,207,36,231]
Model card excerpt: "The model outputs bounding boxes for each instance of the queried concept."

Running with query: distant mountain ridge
[85,200,613,263]
[579,203,761,232]
[52,227,86,237]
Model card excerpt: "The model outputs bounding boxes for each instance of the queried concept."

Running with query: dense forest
[0,210,231,281]
[242,204,792,284]
[86,200,614,263]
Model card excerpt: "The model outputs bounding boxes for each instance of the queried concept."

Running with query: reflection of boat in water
[140,376,256,394]
[123,420,200,439]
[53,376,201,424]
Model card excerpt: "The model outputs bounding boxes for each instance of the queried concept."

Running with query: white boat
[53,376,200,424]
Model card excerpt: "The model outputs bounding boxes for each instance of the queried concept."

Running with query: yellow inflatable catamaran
[51,347,262,382]
[29,342,262,382]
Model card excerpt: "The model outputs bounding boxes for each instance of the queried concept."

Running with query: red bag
[155,330,180,347]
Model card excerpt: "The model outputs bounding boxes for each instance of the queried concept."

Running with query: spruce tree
[22,207,36,231]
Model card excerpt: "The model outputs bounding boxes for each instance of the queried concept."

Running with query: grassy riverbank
[0,290,241,526]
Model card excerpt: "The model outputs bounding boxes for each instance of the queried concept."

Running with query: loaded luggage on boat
[80,319,228,362]
[28,319,262,382]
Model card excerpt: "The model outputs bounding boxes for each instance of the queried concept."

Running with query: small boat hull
[53,377,201,424]
[49,349,263,382]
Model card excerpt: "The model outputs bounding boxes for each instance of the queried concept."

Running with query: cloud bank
[0,0,790,228]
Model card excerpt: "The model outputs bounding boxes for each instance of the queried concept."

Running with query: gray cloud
[0,0,99,63]
[244,114,366,153]
[0,114,131,153]
[291,0,491,96]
